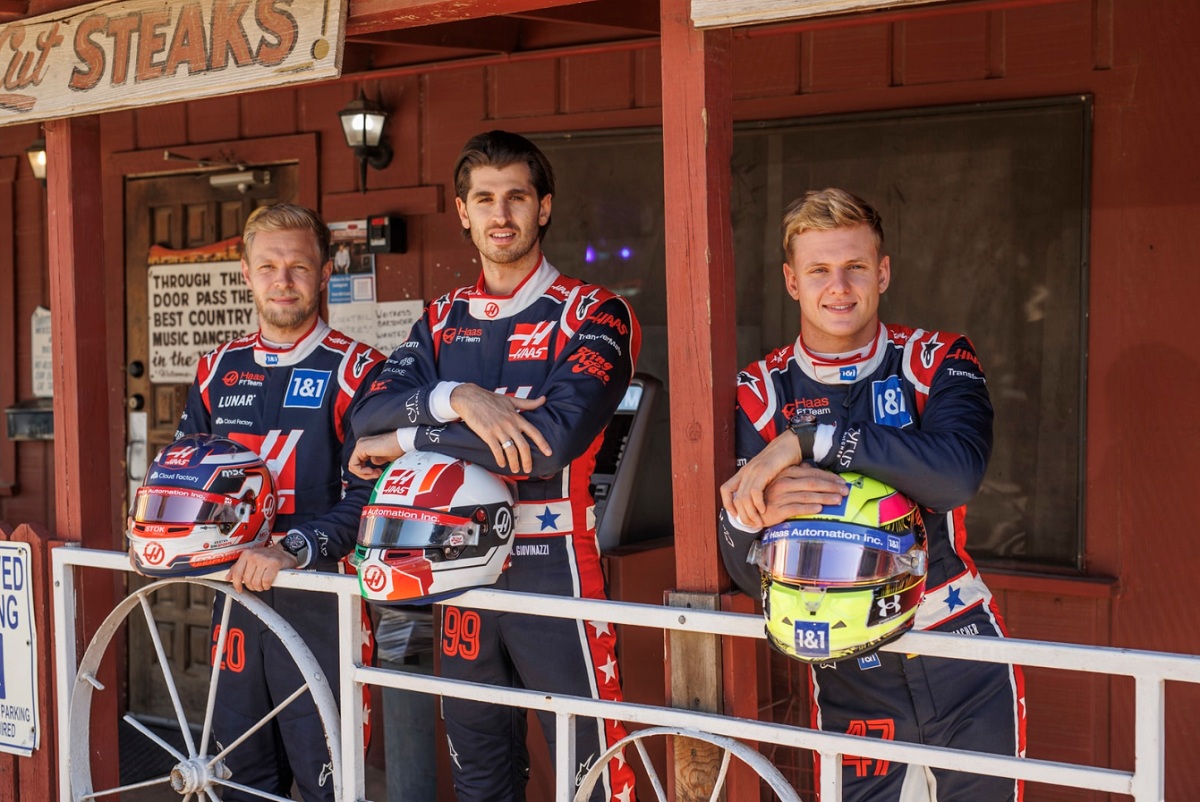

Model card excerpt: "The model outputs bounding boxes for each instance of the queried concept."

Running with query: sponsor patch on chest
[870,375,913,428]
[284,369,331,409]
[507,321,555,361]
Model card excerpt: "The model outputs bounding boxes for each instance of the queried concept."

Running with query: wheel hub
[169,756,229,794]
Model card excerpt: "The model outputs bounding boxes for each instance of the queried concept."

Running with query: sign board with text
[148,261,257,384]
[0,543,38,757]
[691,0,944,28]
[0,0,346,127]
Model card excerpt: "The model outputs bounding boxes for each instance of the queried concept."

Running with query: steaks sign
[0,0,346,125]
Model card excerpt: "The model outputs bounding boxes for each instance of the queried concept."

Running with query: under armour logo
[877,595,901,617]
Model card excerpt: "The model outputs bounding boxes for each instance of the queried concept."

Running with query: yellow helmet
[749,472,927,663]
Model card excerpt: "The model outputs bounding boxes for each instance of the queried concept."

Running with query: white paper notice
[147,261,257,383]
[375,300,425,355]
[327,302,379,348]
[31,307,52,398]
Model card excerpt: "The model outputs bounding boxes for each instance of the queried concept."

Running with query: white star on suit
[589,620,612,637]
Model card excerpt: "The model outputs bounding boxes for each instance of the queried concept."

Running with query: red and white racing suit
[353,257,640,802]
[720,323,1027,802]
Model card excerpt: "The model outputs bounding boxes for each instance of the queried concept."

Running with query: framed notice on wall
[147,261,256,384]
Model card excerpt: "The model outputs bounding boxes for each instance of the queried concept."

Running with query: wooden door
[124,166,297,721]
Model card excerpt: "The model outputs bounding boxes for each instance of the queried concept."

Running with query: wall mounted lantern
[26,139,46,184]
[338,90,392,193]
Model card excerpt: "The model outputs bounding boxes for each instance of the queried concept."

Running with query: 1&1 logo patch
[871,375,913,428]
[285,369,331,408]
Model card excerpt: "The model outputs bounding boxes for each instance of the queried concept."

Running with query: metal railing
[52,546,1200,801]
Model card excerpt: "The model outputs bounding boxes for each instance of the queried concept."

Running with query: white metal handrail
[52,546,1196,801]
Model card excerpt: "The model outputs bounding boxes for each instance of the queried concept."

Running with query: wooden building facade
[0,0,1197,798]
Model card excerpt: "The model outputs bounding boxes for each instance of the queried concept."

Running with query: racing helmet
[128,434,276,577]
[353,451,515,604]
[749,472,927,663]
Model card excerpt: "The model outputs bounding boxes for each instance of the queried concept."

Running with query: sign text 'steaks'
[0,0,346,126]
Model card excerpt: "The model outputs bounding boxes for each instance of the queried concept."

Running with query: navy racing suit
[178,318,385,801]
[719,323,1027,802]
[353,257,640,802]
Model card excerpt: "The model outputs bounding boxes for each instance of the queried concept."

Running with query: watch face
[790,413,819,428]
[282,532,306,555]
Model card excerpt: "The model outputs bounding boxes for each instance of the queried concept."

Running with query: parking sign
[0,543,38,756]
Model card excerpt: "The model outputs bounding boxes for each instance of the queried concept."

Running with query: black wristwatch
[280,531,310,567]
[788,412,819,459]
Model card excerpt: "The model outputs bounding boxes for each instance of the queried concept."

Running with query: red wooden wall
[1,0,1198,797]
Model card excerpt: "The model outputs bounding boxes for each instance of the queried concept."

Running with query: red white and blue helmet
[353,451,515,604]
[128,434,276,577]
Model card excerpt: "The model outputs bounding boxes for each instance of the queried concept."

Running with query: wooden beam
[661,0,734,792]
[510,0,660,33]
[660,0,734,595]
[322,185,443,221]
[46,116,118,544]
[347,0,587,35]
[349,16,523,52]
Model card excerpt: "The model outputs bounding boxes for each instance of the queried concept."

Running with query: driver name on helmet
[748,471,927,663]
[128,434,276,577]
[353,451,515,604]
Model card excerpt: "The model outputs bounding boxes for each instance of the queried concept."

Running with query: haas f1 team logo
[362,564,389,594]
[161,445,199,467]
[142,541,166,565]
[507,321,555,361]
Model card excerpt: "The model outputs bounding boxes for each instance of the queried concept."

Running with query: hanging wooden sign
[0,0,347,126]
[691,0,945,29]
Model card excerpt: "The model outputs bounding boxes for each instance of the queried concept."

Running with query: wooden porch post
[45,114,121,794]
[46,115,118,543]
[660,0,739,798]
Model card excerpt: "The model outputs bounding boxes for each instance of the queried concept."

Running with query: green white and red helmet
[353,451,515,604]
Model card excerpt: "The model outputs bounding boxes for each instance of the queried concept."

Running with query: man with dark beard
[349,131,639,802]
[173,204,385,800]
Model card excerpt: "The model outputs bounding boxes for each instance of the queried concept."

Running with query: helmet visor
[753,520,926,586]
[133,486,244,525]
[358,506,481,549]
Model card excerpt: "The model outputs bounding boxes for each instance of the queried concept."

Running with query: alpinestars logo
[574,289,602,322]
[736,370,765,404]
[920,333,945,369]
[353,350,373,378]
[507,321,555,361]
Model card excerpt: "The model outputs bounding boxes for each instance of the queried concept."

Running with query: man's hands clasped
[449,383,551,473]
[720,434,848,529]
[349,383,553,480]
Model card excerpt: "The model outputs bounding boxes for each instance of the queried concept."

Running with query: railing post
[819,750,843,802]
[51,541,77,801]
[339,589,364,802]
[1132,676,1165,801]
[556,711,577,802]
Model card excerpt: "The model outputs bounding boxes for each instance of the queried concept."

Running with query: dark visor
[133,486,243,525]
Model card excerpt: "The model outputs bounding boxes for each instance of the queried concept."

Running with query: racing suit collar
[794,323,888,385]
[253,318,330,367]
[467,256,561,321]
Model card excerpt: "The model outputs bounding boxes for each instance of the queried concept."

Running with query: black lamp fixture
[338,89,392,193]
[26,138,46,185]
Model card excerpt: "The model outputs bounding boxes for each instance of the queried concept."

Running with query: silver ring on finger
[501,439,515,449]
